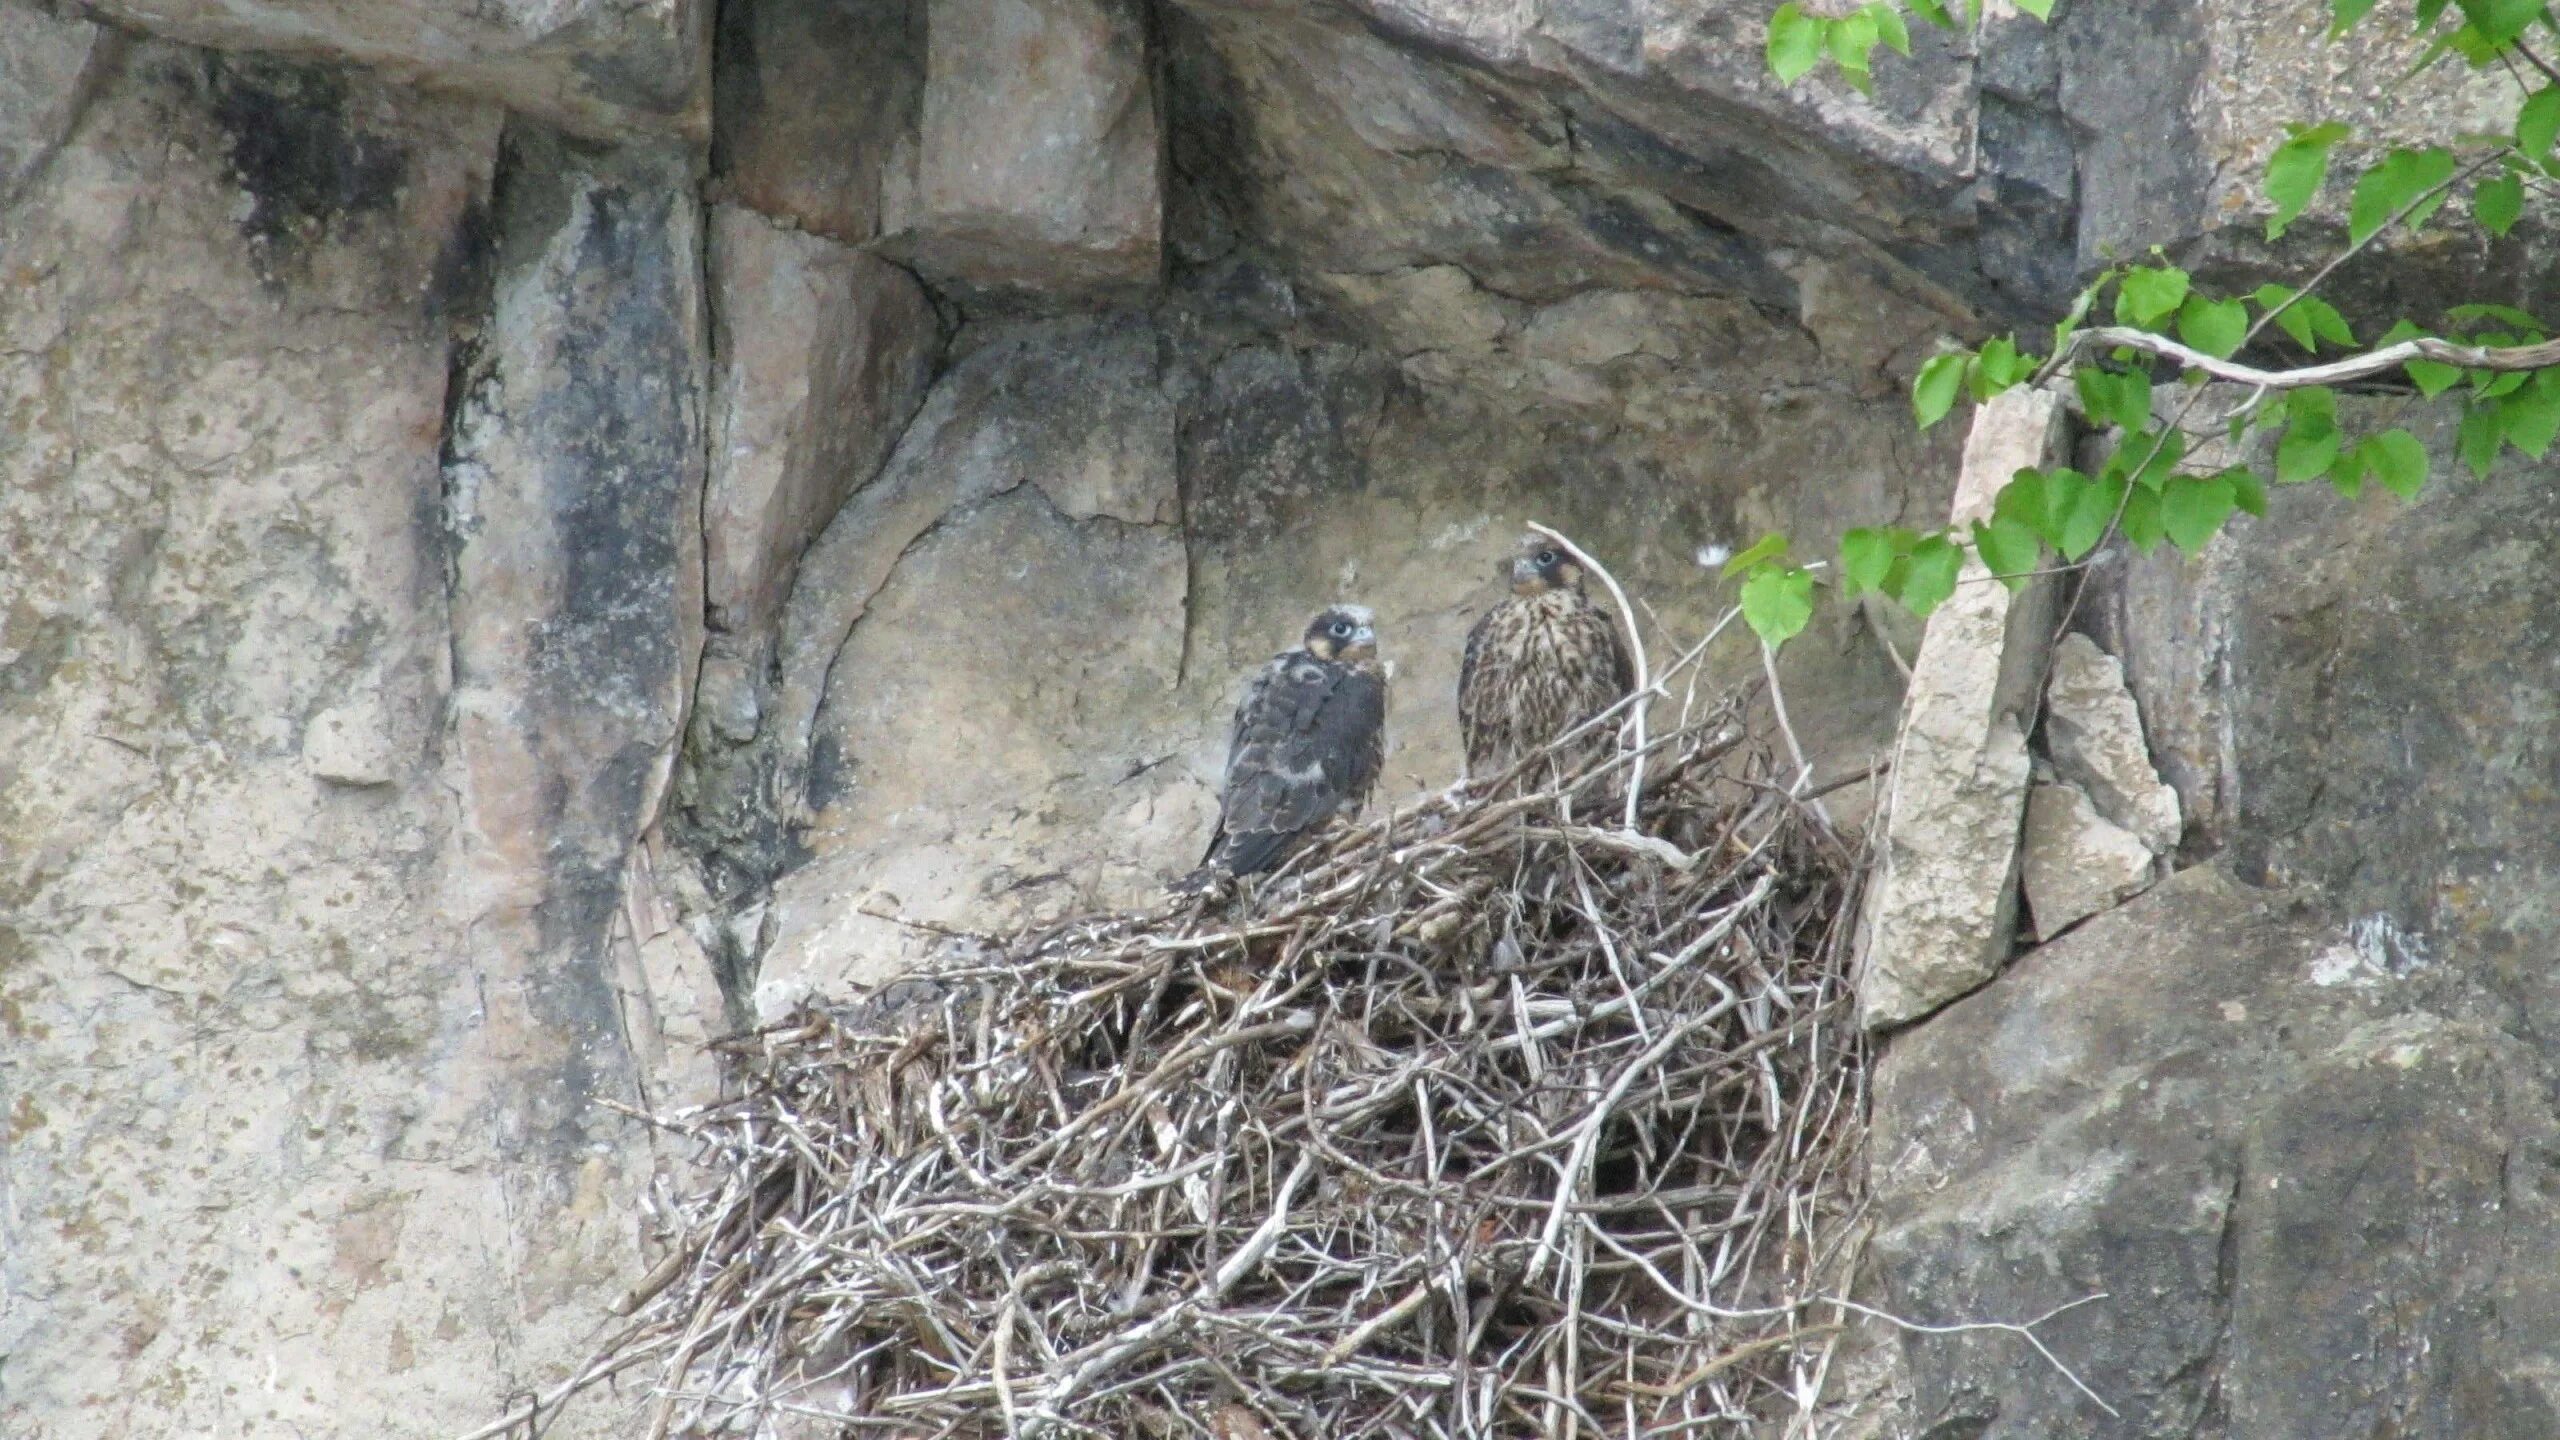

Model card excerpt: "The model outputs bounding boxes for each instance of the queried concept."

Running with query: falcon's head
[1506,533,1585,595]
[1302,605,1379,663]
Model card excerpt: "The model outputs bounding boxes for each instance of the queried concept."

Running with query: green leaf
[2499,369,2560,457]
[2329,443,2367,499]
[2057,474,2125,561]
[1913,350,1969,428]
[2330,0,2384,32]
[2118,484,2167,553]
[2521,86,2560,158]
[2457,0,2541,46]
[1721,532,1790,580]
[1867,2,1912,56]
[2177,294,2250,359]
[2447,302,2546,335]
[2012,0,2054,16]
[2254,283,2319,350]
[2348,146,2458,245]
[1973,516,2042,589]
[2287,385,2339,426]
[2075,366,2154,432]
[1910,0,1955,27]
[2476,172,2526,236]
[2409,352,2463,396]
[1740,565,1817,647]
[2459,396,2503,478]
[1993,468,2054,541]
[2138,425,2189,490]
[2225,465,2270,517]
[2104,426,2190,492]
[2277,418,2343,483]
[1968,335,2037,398]
[2116,265,2193,328]
[1829,7,1880,92]
[2161,473,2238,553]
[2361,428,2430,497]
[1897,536,1964,617]
[1767,3,1827,85]
[2265,122,2348,241]
[2052,274,2106,355]
[2302,296,2358,348]
[1839,527,1896,596]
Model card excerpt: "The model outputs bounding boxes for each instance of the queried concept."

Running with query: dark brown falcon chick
[1199,605,1389,880]
[1457,534,1633,787]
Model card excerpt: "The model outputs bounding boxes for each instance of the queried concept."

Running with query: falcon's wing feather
[1211,654,1387,876]
[1603,607,1635,697]
[1457,604,1504,772]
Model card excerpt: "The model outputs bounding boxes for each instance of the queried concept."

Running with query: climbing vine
[1733,0,2560,646]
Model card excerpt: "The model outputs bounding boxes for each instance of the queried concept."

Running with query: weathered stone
[704,204,938,642]
[1873,865,2560,1440]
[72,0,707,140]
[444,127,708,945]
[759,480,1197,1018]
[435,123,719,1431]
[768,312,1179,813]
[1172,0,1979,314]
[2020,779,2154,939]
[754,313,1190,1011]
[2106,392,2560,1023]
[712,0,922,242]
[2043,632,2181,854]
[302,693,397,786]
[1858,387,2066,1030]
[885,0,1161,294]
[0,1,107,203]
[0,46,710,1439]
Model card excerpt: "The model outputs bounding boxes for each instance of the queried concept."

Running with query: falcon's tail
[1208,828,1297,879]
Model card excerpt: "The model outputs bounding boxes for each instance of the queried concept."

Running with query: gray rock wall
[2,0,2553,1433]
[0,39,700,1436]
[1871,402,2560,1438]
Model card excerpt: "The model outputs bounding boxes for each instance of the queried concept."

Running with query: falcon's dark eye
[1329,620,1354,638]
[1534,549,1559,567]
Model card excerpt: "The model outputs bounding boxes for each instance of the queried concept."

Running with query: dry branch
[2062,324,2560,391]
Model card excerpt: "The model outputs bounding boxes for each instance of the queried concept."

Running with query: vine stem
[2061,326,2560,389]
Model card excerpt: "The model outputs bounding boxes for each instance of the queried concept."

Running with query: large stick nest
[530,695,1872,1440]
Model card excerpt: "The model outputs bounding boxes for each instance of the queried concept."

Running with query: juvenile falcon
[1199,605,1389,880]
[1458,534,1634,787]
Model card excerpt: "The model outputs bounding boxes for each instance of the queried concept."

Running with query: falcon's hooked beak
[1509,553,1547,593]
[1352,622,1377,650]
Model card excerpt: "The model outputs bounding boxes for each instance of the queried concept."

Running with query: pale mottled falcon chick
[1198,605,1389,880]
[1457,534,1633,788]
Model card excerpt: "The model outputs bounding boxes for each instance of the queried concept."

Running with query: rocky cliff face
[0,0,2548,1434]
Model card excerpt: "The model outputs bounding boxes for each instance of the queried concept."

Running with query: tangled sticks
[495,689,1873,1440]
